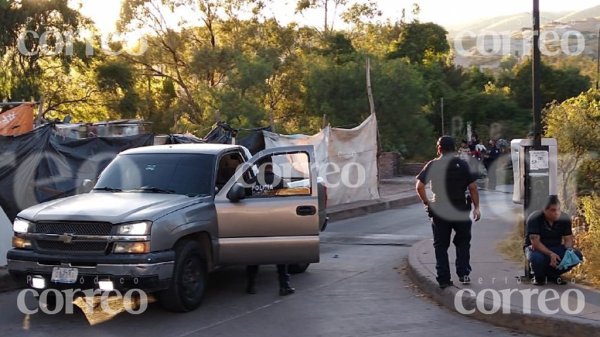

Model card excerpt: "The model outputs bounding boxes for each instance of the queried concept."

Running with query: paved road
[0,192,534,337]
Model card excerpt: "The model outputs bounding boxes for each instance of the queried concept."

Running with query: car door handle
[296,206,316,216]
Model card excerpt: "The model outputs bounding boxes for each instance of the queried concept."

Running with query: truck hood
[18,192,210,224]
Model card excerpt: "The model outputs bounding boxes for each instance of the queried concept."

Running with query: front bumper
[7,249,175,292]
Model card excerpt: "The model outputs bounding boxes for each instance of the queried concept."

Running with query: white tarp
[0,207,12,266]
[263,114,379,206]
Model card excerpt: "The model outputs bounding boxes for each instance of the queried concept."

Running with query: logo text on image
[17,30,148,57]
[17,288,149,315]
[454,287,586,315]
[453,30,587,57]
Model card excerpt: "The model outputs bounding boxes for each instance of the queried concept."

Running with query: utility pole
[440,97,445,135]
[523,0,550,221]
[532,0,542,149]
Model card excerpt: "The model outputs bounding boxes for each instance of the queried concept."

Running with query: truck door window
[241,152,312,198]
[216,152,244,191]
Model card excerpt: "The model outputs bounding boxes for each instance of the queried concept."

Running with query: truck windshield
[95,153,215,196]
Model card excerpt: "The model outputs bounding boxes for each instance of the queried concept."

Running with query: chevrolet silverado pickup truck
[7,144,326,312]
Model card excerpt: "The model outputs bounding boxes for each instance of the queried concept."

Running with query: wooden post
[36,96,44,126]
[441,97,445,136]
[322,114,328,129]
[366,58,375,115]
[270,112,276,133]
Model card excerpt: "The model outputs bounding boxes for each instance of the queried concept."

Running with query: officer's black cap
[437,136,455,152]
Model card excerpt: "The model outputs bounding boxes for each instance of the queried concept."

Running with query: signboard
[529,150,549,171]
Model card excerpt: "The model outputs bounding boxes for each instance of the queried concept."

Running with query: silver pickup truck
[7,144,327,312]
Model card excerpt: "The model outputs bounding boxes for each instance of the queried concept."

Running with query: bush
[575,195,600,286]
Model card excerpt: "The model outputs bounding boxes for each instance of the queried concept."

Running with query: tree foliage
[1,0,596,161]
[499,59,591,109]
[545,90,600,211]
[387,22,450,64]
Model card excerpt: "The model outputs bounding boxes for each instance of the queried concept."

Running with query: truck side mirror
[82,179,94,193]
[227,183,246,203]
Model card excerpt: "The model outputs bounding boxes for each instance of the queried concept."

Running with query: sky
[74,0,600,35]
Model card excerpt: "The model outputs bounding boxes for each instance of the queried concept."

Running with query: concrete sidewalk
[0,176,421,293]
[327,176,418,222]
[408,190,600,337]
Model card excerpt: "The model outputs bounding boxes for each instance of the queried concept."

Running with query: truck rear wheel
[157,240,207,312]
[288,263,310,274]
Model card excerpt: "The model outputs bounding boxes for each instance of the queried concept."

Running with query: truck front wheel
[158,240,207,312]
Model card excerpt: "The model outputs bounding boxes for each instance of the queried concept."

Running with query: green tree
[386,22,450,64]
[295,0,347,32]
[0,0,103,121]
[545,89,600,211]
[501,59,591,109]
[303,56,432,157]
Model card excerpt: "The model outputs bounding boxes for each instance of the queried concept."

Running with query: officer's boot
[246,265,258,294]
[277,264,295,296]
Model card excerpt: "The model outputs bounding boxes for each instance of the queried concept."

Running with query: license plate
[51,267,78,284]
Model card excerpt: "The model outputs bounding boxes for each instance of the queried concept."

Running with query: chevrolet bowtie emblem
[58,233,75,244]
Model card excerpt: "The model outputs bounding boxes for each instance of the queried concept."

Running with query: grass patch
[497,215,525,263]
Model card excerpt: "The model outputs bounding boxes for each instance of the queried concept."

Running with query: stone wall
[378,152,402,179]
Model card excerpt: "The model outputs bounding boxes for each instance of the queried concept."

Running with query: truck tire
[157,240,207,312]
[37,291,59,312]
[287,263,310,274]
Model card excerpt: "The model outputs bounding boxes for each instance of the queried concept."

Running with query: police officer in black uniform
[416,136,481,288]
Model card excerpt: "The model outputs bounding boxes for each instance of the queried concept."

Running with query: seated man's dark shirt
[525,210,572,248]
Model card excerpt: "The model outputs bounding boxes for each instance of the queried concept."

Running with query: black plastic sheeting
[238,127,271,155]
[204,122,236,144]
[203,122,271,155]
[0,125,154,221]
[0,123,269,221]
[165,134,205,144]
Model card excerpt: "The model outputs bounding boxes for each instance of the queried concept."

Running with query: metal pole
[596,25,599,90]
[440,97,445,135]
[532,0,542,148]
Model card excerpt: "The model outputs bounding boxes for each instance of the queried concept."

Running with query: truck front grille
[35,222,113,236]
[36,240,109,254]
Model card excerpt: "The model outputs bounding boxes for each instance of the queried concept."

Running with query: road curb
[327,195,420,222]
[407,239,599,337]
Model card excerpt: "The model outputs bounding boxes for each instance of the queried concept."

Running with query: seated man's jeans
[526,245,584,281]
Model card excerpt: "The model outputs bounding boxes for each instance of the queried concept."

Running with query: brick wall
[401,162,425,176]
[378,152,402,179]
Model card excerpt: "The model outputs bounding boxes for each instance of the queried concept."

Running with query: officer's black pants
[431,215,472,284]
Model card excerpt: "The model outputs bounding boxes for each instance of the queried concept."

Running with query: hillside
[447,4,600,35]
[556,4,600,22]
[447,12,565,35]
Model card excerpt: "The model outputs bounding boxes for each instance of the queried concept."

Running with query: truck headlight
[113,242,150,254]
[13,218,33,234]
[115,221,152,235]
